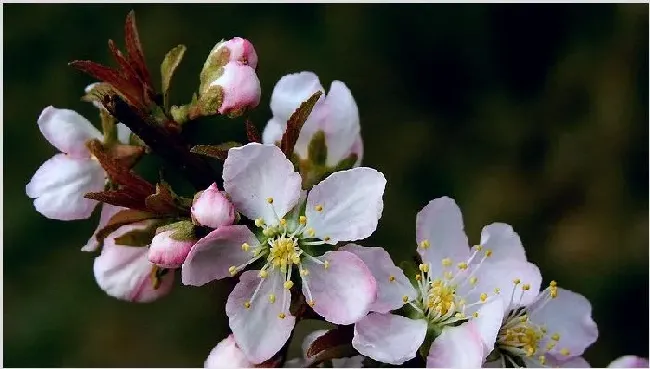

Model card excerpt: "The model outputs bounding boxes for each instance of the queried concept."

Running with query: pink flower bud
[191,183,236,229]
[202,62,261,117]
[148,230,196,269]
[203,37,258,71]
[205,334,252,369]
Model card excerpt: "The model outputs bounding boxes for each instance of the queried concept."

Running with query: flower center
[428,280,456,316]
[268,236,301,271]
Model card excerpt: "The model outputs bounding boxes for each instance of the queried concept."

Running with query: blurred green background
[4,3,648,367]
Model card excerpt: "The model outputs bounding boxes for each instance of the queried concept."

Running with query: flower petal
[116,123,132,144]
[301,250,377,325]
[340,244,417,313]
[532,355,591,368]
[426,322,484,368]
[608,356,649,368]
[480,223,527,264]
[416,197,469,275]
[223,143,302,224]
[82,204,126,252]
[351,134,364,167]
[472,298,505,357]
[352,313,427,365]
[305,168,386,244]
[93,221,174,303]
[26,154,105,220]
[262,118,285,145]
[226,270,296,364]
[37,106,102,158]
[529,287,599,359]
[182,225,259,286]
[270,71,325,126]
[204,334,252,369]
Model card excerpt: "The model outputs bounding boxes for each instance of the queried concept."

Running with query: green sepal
[160,44,187,111]
[157,220,196,242]
[307,130,328,166]
[113,223,159,247]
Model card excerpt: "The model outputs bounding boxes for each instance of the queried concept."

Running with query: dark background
[4,4,648,367]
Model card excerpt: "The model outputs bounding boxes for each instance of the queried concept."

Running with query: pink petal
[480,223,527,264]
[148,230,196,269]
[26,154,105,220]
[529,287,598,359]
[340,244,417,313]
[93,221,174,303]
[181,225,259,286]
[426,322,484,368]
[300,250,377,325]
[204,334,252,369]
[472,298,505,357]
[82,204,126,252]
[37,106,102,158]
[415,197,470,275]
[211,62,261,115]
[226,270,295,364]
[223,143,302,224]
[269,71,325,126]
[352,313,427,365]
[261,118,285,145]
[305,168,386,244]
[351,134,364,167]
[191,183,236,229]
[608,356,649,368]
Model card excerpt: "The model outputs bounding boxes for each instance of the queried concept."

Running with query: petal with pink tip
[37,106,102,158]
[226,270,296,364]
[426,322,485,368]
[270,71,325,126]
[93,221,174,303]
[352,313,427,365]
[416,197,469,275]
[340,244,417,313]
[82,204,126,252]
[301,250,377,325]
[26,154,105,220]
[529,288,598,359]
[223,143,302,224]
[480,223,527,263]
[305,168,386,244]
[182,225,259,286]
[608,355,649,368]
[204,334,252,369]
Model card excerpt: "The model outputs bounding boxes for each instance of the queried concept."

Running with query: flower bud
[191,183,236,229]
[148,221,197,269]
[204,334,251,369]
[201,37,258,80]
[199,61,261,117]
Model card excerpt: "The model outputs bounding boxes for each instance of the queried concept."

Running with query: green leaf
[160,44,187,110]
[95,209,161,245]
[307,130,328,166]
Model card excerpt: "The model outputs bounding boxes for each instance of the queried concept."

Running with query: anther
[243,301,251,309]
[550,287,558,298]
[551,333,560,341]
[513,278,521,285]
[228,266,237,276]
[324,236,331,241]
[389,275,396,282]
[259,270,268,278]
[443,271,453,280]
[307,228,315,237]
[419,263,430,273]
[308,300,315,307]
[457,262,468,270]
[283,281,294,290]
[415,274,422,281]
[255,218,265,227]
[472,312,479,318]
[560,348,570,356]
[480,293,488,302]
[299,216,307,225]
[550,280,557,287]
[475,244,483,251]
[280,218,287,226]
[278,313,286,319]
[324,260,330,269]
[300,269,309,276]
[526,347,535,357]
[522,283,531,291]
[241,243,250,251]
[441,258,452,267]
[268,294,276,304]
[266,197,274,204]
[402,295,409,303]
[455,312,465,318]
[494,288,501,294]
[315,205,323,212]
[420,239,430,249]
[539,356,546,365]
[469,276,478,285]
[485,249,493,257]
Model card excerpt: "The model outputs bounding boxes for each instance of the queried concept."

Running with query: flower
[262,71,363,168]
[81,203,124,252]
[148,229,197,269]
[608,356,649,368]
[26,106,132,220]
[284,329,365,368]
[350,197,542,367]
[204,334,252,369]
[182,143,386,363]
[93,220,174,302]
[191,183,236,229]
[201,37,258,73]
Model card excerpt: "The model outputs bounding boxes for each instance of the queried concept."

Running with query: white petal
[223,143,302,224]
[416,197,470,275]
[305,167,386,243]
[226,270,295,364]
[340,244,417,313]
[608,356,649,368]
[270,71,325,127]
[352,313,427,365]
[204,334,252,369]
[26,154,105,220]
[472,298,505,357]
[116,123,132,144]
[82,204,126,252]
[480,223,527,264]
[37,106,102,158]
[426,322,485,368]
[261,117,285,145]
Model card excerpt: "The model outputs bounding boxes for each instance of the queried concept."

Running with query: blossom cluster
[26,12,646,369]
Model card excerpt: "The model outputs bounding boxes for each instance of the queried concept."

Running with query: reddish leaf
[306,325,355,363]
[245,119,261,143]
[124,11,151,86]
[85,190,149,212]
[144,183,186,215]
[191,142,241,160]
[280,91,322,157]
[94,208,160,242]
[69,60,140,107]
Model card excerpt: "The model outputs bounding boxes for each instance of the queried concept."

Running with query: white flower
[181,143,386,363]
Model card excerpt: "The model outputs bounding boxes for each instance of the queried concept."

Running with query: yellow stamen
[560,348,570,356]
[472,312,479,318]
[278,313,286,319]
[259,270,268,278]
[550,280,557,287]
[402,295,409,303]
[522,283,531,291]
[299,216,307,225]
[308,300,315,307]
[539,356,546,365]
[441,258,452,267]
[324,260,330,269]
[475,244,483,251]
[457,262,468,270]
[551,333,560,341]
[419,263,430,273]
[280,218,287,226]
[469,276,478,285]
[241,243,250,251]
[480,293,488,302]
[228,266,237,276]
[255,218,265,227]
[266,197,274,204]
[485,249,493,257]
[300,269,309,276]
[513,278,521,285]
[420,239,430,249]
[389,275,396,282]
[314,205,323,212]
[307,228,315,237]
[283,280,294,289]
[243,301,251,309]
[268,294,276,304]
[324,236,331,242]
[415,274,422,281]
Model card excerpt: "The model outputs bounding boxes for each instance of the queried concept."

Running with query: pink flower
[203,37,258,69]
[191,183,236,229]
[608,356,649,368]
[148,230,196,269]
[262,71,363,167]
[93,220,174,303]
[208,62,261,116]
[204,334,252,369]
[182,143,386,363]
[26,106,131,220]
[349,197,543,367]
